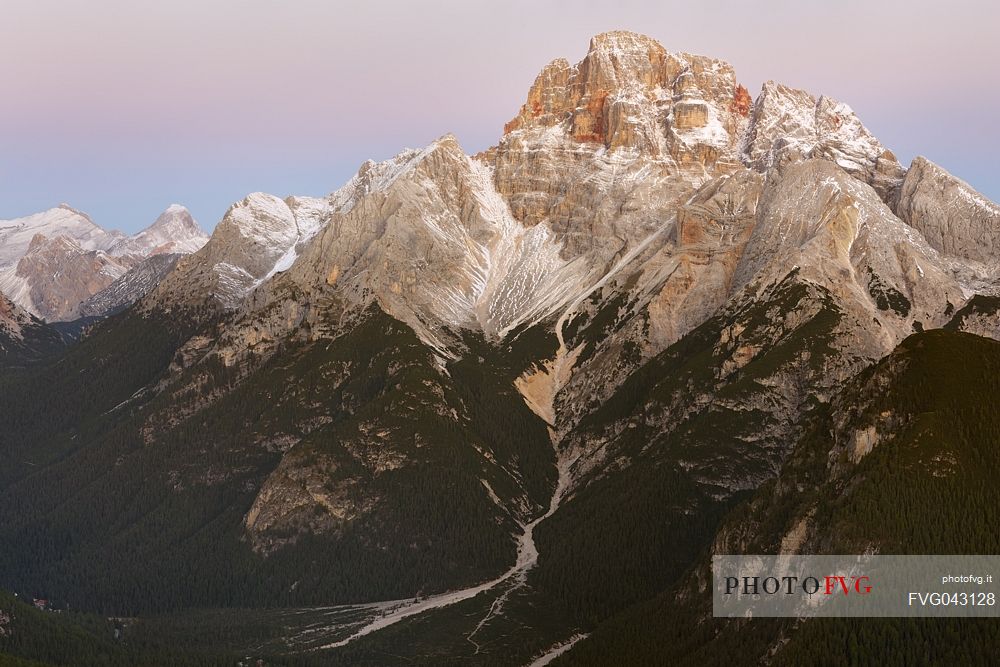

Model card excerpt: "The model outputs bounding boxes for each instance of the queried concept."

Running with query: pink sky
[2,0,997,232]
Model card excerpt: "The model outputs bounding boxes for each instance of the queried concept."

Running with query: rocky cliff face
[946,294,1000,341]
[75,253,184,319]
[741,81,904,199]
[545,154,961,442]
[485,31,748,266]
[270,135,592,346]
[0,292,28,340]
[894,156,1000,265]
[0,233,133,322]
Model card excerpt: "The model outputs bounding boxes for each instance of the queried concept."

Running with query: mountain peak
[493,33,904,207]
[431,132,462,153]
[498,31,745,163]
[742,79,902,197]
[0,206,117,265]
[148,204,201,234]
[587,30,665,57]
[225,193,295,237]
[109,205,208,259]
[54,203,95,222]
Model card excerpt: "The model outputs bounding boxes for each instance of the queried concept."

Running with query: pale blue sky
[2,0,997,232]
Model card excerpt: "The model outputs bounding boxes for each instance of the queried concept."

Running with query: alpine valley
[2,31,999,666]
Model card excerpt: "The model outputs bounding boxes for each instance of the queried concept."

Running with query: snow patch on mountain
[110,205,208,258]
[740,81,902,198]
[0,205,121,268]
[450,158,589,337]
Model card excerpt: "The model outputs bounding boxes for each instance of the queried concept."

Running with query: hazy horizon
[3,0,997,233]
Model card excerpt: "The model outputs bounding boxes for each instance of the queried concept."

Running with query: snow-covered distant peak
[0,203,210,320]
[0,205,120,267]
[53,202,95,221]
[149,204,196,228]
[111,204,209,258]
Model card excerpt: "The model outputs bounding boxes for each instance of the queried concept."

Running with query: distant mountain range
[0,203,207,322]
[1,31,998,666]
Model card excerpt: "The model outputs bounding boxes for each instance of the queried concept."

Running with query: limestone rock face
[75,253,184,319]
[211,194,300,281]
[501,31,747,159]
[733,159,963,350]
[547,158,966,438]
[644,168,766,350]
[0,233,133,322]
[893,156,1000,265]
[245,446,370,554]
[150,193,330,310]
[741,81,905,200]
[545,151,975,443]
[946,295,1000,342]
[485,31,750,269]
[257,135,593,351]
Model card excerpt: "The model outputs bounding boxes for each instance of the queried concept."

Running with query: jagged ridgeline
[0,204,208,323]
[1,30,999,666]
